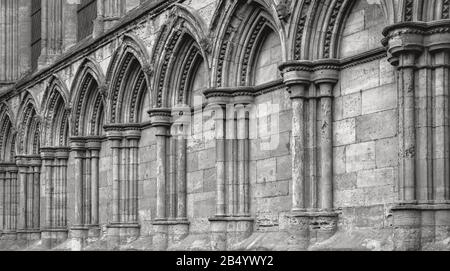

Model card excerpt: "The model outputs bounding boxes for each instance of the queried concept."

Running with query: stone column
[279,61,314,250]
[51,149,69,244]
[313,64,339,211]
[124,129,141,225]
[16,158,27,233]
[175,125,187,221]
[210,103,227,217]
[87,139,101,236]
[41,150,54,231]
[236,104,250,216]
[120,138,129,222]
[383,23,424,251]
[71,141,85,227]
[279,62,312,213]
[31,161,41,231]
[107,131,122,224]
[149,108,172,250]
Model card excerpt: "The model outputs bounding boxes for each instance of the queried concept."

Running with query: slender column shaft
[73,150,84,226]
[27,168,33,228]
[214,106,226,216]
[43,158,53,228]
[121,140,129,222]
[111,138,121,223]
[17,165,27,230]
[309,96,318,209]
[169,137,176,220]
[156,126,168,220]
[127,137,139,223]
[291,85,307,211]
[226,111,236,216]
[61,158,67,227]
[318,83,334,211]
[85,150,92,225]
[176,127,187,219]
[53,159,59,227]
[33,166,40,228]
[91,149,100,225]
[399,53,417,202]
[5,171,11,230]
[433,51,450,201]
[237,107,249,216]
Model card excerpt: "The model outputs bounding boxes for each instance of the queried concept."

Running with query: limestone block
[341,61,380,96]
[356,110,397,142]
[375,138,399,168]
[334,118,356,146]
[346,141,376,173]
[198,148,215,170]
[255,180,290,198]
[342,93,362,119]
[256,157,277,183]
[361,85,397,115]
[200,169,214,194]
[187,171,203,194]
[276,155,291,181]
[333,146,346,175]
[335,173,357,191]
[357,168,395,188]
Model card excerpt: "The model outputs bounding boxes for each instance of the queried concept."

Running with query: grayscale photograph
[0,0,449,256]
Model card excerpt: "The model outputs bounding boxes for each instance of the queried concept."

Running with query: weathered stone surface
[0,0,448,252]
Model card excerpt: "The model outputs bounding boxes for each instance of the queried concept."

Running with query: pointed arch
[41,76,70,147]
[151,4,211,108]
[71,58,106,136]
[210,0,285,87]
[16,92,40,156]
[106,34,151,124]
[0,103,16,162]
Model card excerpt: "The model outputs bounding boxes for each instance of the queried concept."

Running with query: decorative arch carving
[71,58,106,136]
[16,93,40,156]
[210,0,284,87]
[150,3,211,108]
[41,76,70,147]
[0,103,16,162]
[106,34,151,124]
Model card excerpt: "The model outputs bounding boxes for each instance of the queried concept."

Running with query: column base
[209,216,255,251]
[392,203,450,251]
[17,229,41,241]
[1,230,18,240]
[152,220,169,251]
[280,211,339,250]
[41,228,69,249]
[167,219,190,245]
[106,222,140,247]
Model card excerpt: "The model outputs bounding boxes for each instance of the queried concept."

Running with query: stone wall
[0,0,450,251]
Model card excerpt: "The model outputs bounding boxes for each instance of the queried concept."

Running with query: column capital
[279,60,312,87]
[40,148,55,161]
[148,108,172,127]
[104,125,124,140]
[123,129,141,140]
[69,138,86,151]
[382,22,426,66]
[312,59,340,86]
[203,87,256,105]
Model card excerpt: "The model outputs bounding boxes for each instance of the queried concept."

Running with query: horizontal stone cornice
[203,86,257,104]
